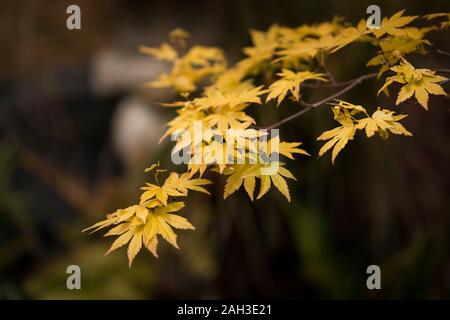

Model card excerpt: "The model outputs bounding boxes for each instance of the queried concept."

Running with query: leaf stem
[320,51,336,84]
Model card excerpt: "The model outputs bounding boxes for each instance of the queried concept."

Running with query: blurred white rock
[111,96,164,170]
[89,48,168,96]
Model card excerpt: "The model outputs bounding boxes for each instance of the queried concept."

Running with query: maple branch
[266,73,377,129]
[302,73,375,88]
[436,49,450,57]
[302,67,449,91]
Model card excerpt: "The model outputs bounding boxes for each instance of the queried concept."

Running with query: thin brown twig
[377,42,393,69]
[320,52,336,84]
[400,102,419,114]
[302,75,365,88]
[266,73,378,129]
[302,70,449,90]
[436,49,450,57]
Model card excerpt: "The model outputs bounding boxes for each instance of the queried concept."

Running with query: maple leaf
[205,105,256,133]
[317,125,356,164]
[226,86,269,107]
[142,40,227,93]
[173,172,212,195]
[356,108,412,138]
[318,100,412,163]
[222,163,297,201]
[140,182,183,206]
[327,19,367,53]
[423,13,450,30]
[266,69,327,106]
[97,202,195,266]
[243,176,256,201]
[256,164,297,202]
[275,40,320,64]
[317,102,362,163]
[139,43,178,61]
[270,172,291,202]
[143,202,195,254]
[83,166,212,265]
[265,136,310,159]
[242,29,277,63]
[371,10,418,38]
[278,141,311,158]
[197,85,267,110]
[378,58,448,110]
[223,165,260,199]
[81,213,118,235]
[140,172,211,205]
[366,29,431,77]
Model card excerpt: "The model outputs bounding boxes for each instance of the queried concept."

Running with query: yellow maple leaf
[140,172,211,206]
[223,164,260,199]
[84,167,211,265]
[378,58,448,110]
[317,125,356,164]
[139,43,178,61]
[243,176,256,201]
[142,43,227,93]
[257,164,297,202]
[100,202,195,266]
[222,163,297,202]
[366,30,431,77]
[423,13,450,30]
[143,202,195,252]
[275,40,320,64]
[356,108,412,138]
[327,19,367,53]
[278,140,311,159]
[205,104,256,133]
[266,69,327,106]
[318,100,412,163]
[371,10,418,38]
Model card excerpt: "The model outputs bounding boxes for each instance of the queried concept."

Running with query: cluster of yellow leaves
[220,137,309,202]
[83,166,211,266]
[161,81,309,199]
[219,10,444,86]
[140,34,226,92]
[378,58,448,110]
[214,18,370,83]
[240,20,365,76]
[365,10,434,76]
[317,100,412,163]
[141,30,315,200]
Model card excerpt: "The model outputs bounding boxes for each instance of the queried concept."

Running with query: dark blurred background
[0,0,449,299]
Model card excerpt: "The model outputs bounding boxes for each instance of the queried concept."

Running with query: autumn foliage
[84,11,449,266]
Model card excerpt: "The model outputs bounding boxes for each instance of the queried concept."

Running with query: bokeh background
[0,0,449,299]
